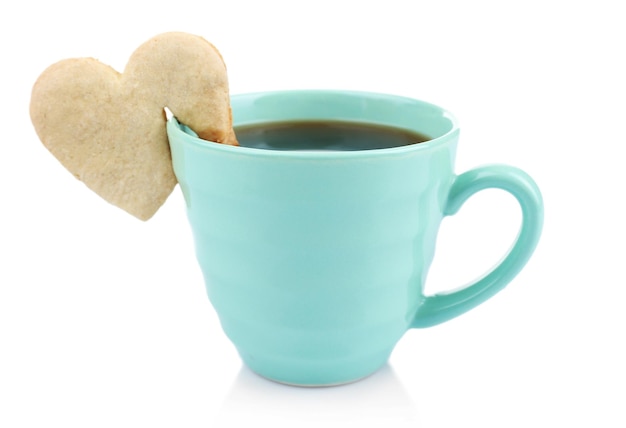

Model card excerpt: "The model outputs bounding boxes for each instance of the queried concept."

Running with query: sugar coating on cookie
[30,32,237,221]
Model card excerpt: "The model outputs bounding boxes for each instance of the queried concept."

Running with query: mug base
[248,368,379,388]
[237,348,392,387]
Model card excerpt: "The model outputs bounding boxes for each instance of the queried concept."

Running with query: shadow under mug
[167,90,544,386]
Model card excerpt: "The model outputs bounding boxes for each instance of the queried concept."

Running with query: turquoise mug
[166,90,543,386]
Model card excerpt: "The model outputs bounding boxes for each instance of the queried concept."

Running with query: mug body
[167,90,459,385]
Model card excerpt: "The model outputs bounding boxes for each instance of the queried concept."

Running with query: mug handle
[412,165,544,328]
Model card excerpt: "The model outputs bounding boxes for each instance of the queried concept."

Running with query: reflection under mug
[167,90,543,386]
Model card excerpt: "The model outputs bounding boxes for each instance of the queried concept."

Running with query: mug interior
[230,90,457,142]
[170,90,459,157]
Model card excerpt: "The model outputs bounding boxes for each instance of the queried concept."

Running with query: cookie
[30,32,237,221]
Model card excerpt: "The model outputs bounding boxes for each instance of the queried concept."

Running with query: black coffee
[235,120,431,151]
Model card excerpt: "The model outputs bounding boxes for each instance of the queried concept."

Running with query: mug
[166,90,544,386]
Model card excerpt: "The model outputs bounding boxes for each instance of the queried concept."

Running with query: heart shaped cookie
[30,32,237,221]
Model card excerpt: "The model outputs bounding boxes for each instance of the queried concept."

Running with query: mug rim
[167,89,460,159]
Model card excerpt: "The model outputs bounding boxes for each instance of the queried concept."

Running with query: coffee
[235,120,431,151]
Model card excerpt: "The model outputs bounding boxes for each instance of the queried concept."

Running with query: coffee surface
[235,120,430,151]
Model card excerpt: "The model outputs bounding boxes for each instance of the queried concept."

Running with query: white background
[1,1,624,427]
